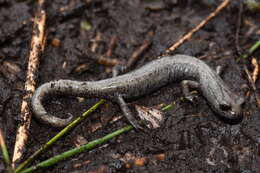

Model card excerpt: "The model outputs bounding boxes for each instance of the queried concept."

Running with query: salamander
[31,55,244,128]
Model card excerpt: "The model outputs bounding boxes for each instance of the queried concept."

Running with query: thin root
[164,0,231,54]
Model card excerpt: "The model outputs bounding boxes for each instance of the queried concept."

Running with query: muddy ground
[0,0,260,172]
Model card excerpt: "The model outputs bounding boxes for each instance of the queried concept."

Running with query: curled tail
[31,80,91,127]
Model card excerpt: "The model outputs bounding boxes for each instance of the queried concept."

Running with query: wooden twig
[164,0,231,54]
[97,35,119,67]
[126,40,151,70]
[105,35,118,58]
[244,65,260,108]
[96,56,120,67]
[12,0,46,168]
[88,33,120,67]
[90,32,102,53]
[251,57,259,83]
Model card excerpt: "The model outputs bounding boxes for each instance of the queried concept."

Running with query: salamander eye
[219,104,231,111]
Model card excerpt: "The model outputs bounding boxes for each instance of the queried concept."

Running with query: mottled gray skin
[32,55,244,127]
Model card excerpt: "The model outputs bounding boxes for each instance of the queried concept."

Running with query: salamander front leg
[116,94,146,132]
[113,66,146,131]
[216,65,226,77]
[181,80,200,102]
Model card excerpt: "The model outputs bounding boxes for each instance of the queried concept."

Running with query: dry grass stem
[12,0,46,167]
[251,57,259,83]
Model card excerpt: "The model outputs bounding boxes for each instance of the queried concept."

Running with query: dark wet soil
[0,0,260,173]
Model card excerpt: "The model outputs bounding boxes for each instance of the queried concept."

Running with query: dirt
[0,0,260,173]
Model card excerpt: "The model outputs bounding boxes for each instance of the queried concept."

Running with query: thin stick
[12,0,46,168]
[243,65,260,108]
[14,99,105,173]
[96,56,120,67]
[126,40,151,70]
[0,128,12,173]
[251,57,259,83]
[88,33,120,67]
[164,0,231,54]
[90,32,102,52]
[105,35,118,58]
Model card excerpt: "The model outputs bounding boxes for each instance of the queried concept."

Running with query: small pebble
[134,157,148,166]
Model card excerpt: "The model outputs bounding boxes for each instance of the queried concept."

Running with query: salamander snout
[219,95,245,120]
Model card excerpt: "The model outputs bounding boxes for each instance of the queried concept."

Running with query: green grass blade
[17,99,177,173]
[14,99,105,173]
[0,128,12,173]
[19,125,133,173]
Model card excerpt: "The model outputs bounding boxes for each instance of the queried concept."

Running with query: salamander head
[216,94,245,122]
[200,75,245,123]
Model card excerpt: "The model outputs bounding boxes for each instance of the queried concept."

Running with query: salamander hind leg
[116,94,147,132]
[181,80,200,102]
